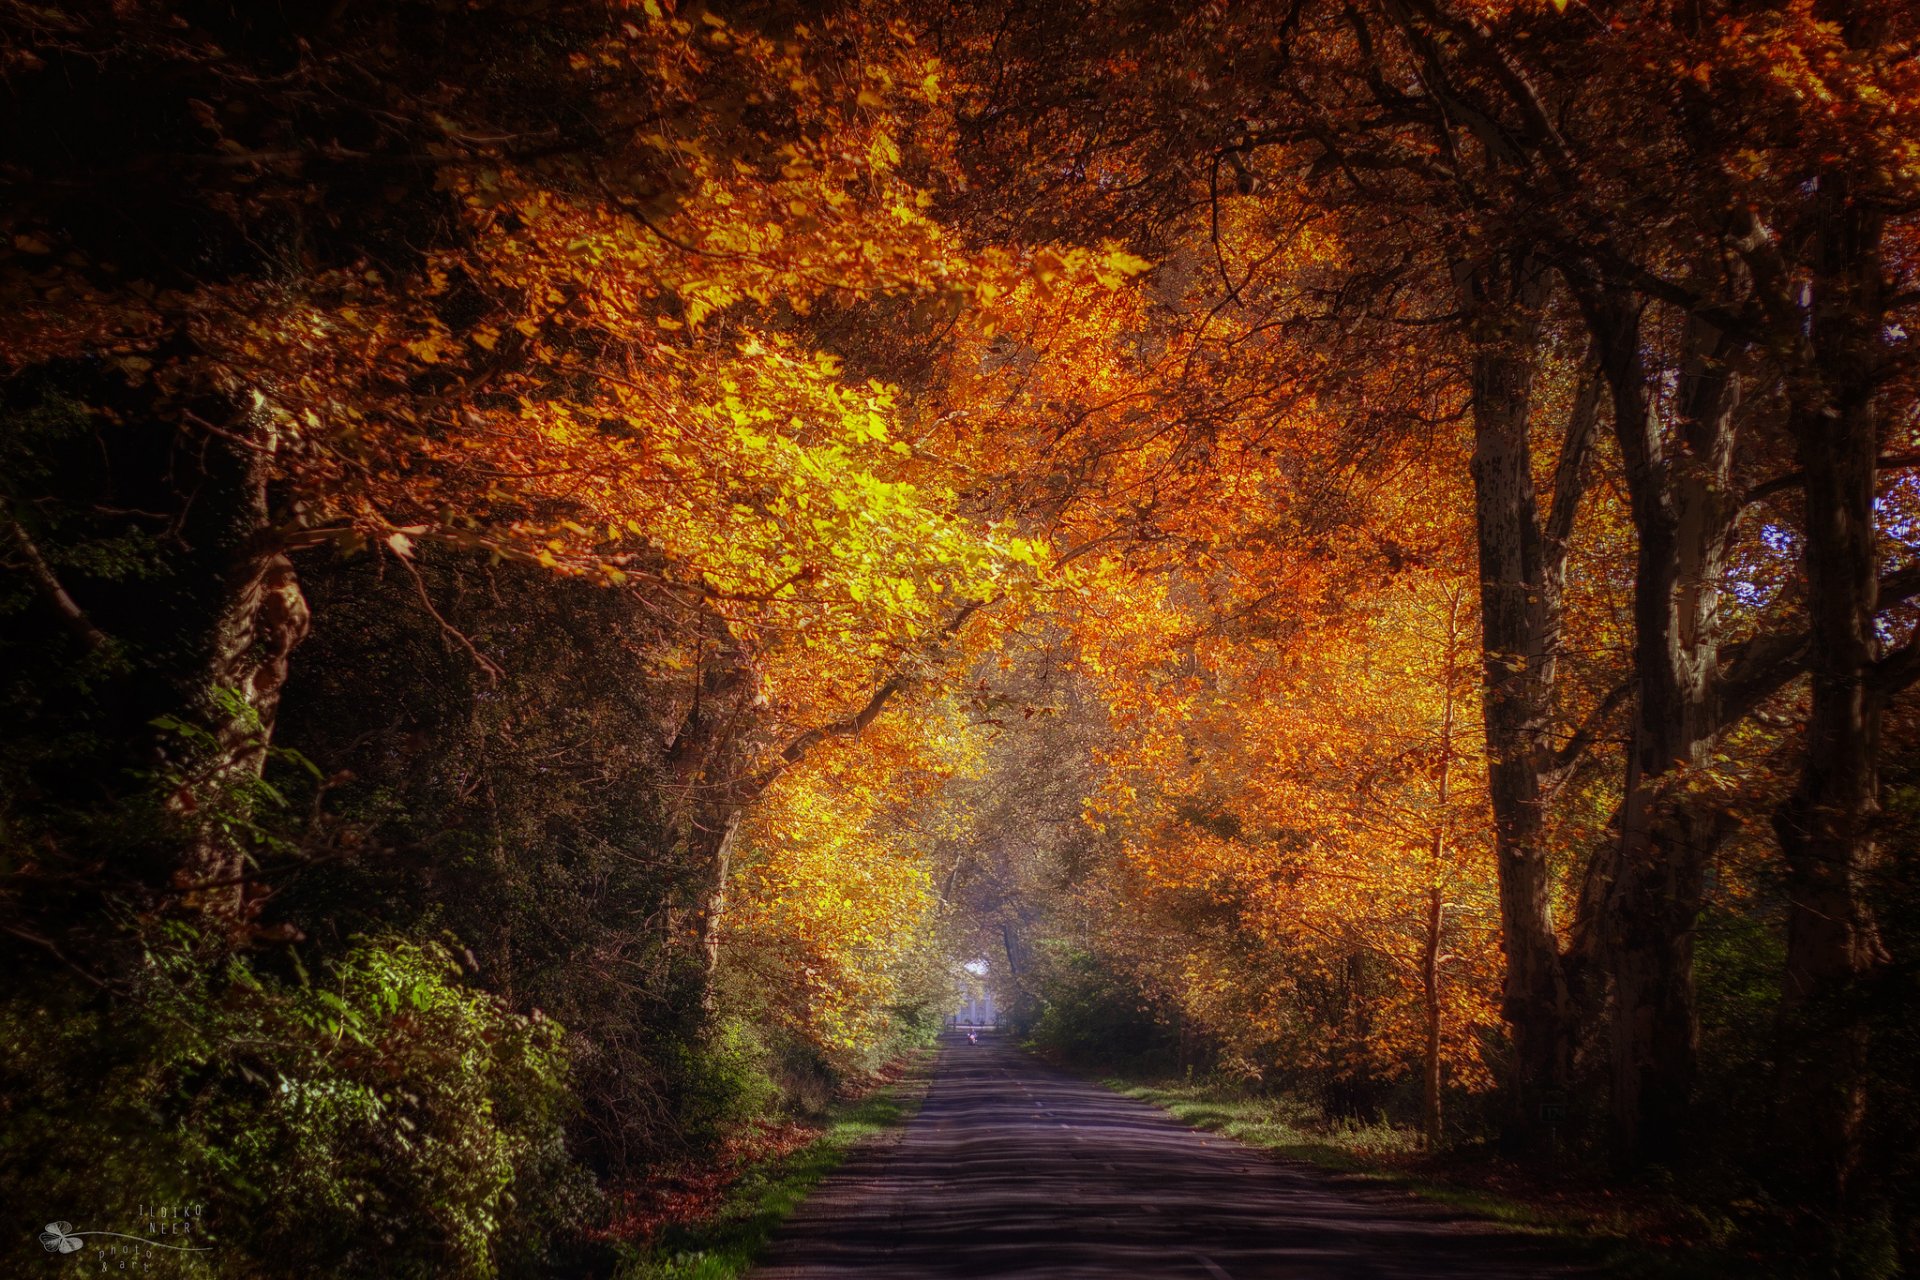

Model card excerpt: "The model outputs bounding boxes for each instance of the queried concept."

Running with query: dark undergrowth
[615,1049,935,1280]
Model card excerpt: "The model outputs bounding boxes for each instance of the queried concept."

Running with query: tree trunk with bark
[663,622,760,1001]
[1773,178,1890,1243]
[667,597,990,1008]
[172,432,312,924]
[1578,287,1743,1166]
[1457,250,1589,1148]
[1422,588,1467,1151]
[1422,877,1445,1149]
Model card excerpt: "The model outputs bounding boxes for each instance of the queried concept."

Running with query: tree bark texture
[1579,286,1743,1166]
[1458,250,1579,1147]
[1773,177,1890,1231]
[1422,878,1444,1149]
[175,435,312,921]
[663,622,760,998]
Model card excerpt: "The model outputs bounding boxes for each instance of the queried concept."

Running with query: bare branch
[1551,678,1633,774]
[1543,360,1602,574]
[5,519,110,652]
[396,550,504,684]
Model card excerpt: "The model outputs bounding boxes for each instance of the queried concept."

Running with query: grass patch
[1105,1078,1419,1173]
[1108,1076,1756,1279]
[617,1052,933,1280]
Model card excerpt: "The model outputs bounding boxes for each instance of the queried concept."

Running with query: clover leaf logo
[39,1222,83,1254]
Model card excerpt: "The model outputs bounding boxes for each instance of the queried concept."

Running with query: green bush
[0,929,581,1279]
[1024,948,1182,1073]
[676,1019,780,1147]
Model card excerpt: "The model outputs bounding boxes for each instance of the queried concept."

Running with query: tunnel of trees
[2,0,1918,1276]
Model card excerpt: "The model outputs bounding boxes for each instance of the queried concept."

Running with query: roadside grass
[616,1051,933,1280]
[1108,1077,1758,1279]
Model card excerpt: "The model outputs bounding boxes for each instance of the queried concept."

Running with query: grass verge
[1107,1076,1757,1279]
[616,1051,934,1280]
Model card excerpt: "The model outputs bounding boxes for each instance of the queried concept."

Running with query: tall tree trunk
[1422,877,1444,1149]
[173,436,311,922]
[1457,251,1583,1148]
[664,622,759,1002]
[1422,588,1466,1151]
[695,805,744,990]
[1774,177,1889,1245]
[1580,288,1742,1166]
[669,596,985,1010]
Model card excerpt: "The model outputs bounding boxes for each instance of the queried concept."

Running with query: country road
[753,1032,1596,1280]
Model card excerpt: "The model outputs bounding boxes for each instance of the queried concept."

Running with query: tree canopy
[3,0,1919,1276]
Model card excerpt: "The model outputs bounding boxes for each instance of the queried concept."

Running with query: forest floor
[749,1031,1594,1278]
[1108,1076,1762,1279]
[614,1049,938,1280]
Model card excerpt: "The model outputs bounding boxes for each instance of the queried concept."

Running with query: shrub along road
[753,1032,1595,1279]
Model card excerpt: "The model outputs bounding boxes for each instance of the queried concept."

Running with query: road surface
[754,1032,1595,1280]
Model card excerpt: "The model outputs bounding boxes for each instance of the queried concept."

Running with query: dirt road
[753,1032,1595,1279]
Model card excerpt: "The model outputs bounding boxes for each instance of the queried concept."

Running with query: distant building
[949,972,997,1027]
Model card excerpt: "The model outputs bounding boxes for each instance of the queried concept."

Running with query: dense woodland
[2,0,1918,1275]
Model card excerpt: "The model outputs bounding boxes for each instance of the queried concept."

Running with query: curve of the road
[753,1031,1597,1280]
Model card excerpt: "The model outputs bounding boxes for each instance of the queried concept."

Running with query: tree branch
[1743,452,1920,508]
[1551,677,1633,774]
[5,518,110,651]
[1871,639,1920,699]
[1543,360,1602,570]
[749,597,991,798]
[1717,563,1920,729]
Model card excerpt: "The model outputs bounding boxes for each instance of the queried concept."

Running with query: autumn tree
[928,0,1920,1186]
[0,2,1108,1270]
[5,0,1920,1273]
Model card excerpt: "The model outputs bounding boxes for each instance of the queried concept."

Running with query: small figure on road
[967,1030,978,1044]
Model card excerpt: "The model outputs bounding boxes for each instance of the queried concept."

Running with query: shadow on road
[754,1031,1596,1279]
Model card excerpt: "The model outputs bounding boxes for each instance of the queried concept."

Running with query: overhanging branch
[1743,452,1920,508]
[1551,678,1633,775]
[746,597,992,799]
[1717,563,1920,729]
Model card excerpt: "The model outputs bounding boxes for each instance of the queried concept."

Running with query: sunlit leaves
[723,713,983,1058]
